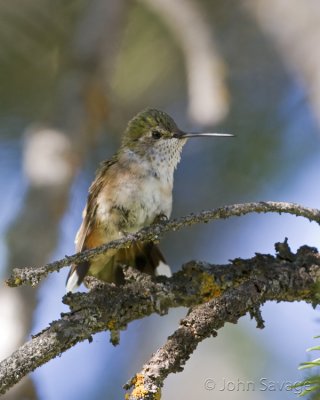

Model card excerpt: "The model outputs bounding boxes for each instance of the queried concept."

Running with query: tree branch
[125,244,320,399]
[6,201,320,288]
[124,280,273,400]
[1,242,320,396]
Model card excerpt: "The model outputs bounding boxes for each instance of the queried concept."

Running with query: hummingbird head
[122,108,233,145]
[122,108,179,147]
[121,108,233,174]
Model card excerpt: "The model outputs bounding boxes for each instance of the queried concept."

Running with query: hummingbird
[66,108,233,292]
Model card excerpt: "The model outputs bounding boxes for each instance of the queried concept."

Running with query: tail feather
[124,241,171,277]
[66,261,90,293]
[94,241,171,283]
[65,242,171,291]
[155,260,172,277]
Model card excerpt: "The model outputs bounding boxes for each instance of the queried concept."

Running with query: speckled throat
[144,137,187,182]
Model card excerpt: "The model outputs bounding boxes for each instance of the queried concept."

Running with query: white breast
[115,169,172,230]
[96,170,172,237]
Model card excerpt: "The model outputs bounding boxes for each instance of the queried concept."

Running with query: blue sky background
[1,2,320,399]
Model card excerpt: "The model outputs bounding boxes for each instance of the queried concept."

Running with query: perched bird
[66,108,233,292]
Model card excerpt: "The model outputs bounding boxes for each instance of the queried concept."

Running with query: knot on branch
[275,237,295,261]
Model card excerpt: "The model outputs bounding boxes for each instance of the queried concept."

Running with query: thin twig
[6,201,320,287]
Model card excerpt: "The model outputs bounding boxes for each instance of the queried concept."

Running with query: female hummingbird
[66,108,233,292]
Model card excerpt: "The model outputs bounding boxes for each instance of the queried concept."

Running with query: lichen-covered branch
[7,201,320,287]
[1,242,320,396]
[124,242,319,400]
[125,280,273,400]
[126,282,265,400]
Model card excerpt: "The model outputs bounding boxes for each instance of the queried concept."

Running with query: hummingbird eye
[152,130,162,140]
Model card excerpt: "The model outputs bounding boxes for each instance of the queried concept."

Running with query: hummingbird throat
[145,138,186,181]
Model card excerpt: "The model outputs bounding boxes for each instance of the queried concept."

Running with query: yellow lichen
[130,374,148,399]
[14,277,22,286]
[107,319,116,330]
[200,272,221,301]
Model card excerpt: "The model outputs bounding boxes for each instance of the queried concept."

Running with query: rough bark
[1,240,320,397]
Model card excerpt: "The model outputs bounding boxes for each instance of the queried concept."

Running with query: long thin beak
[174,130,234,139]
